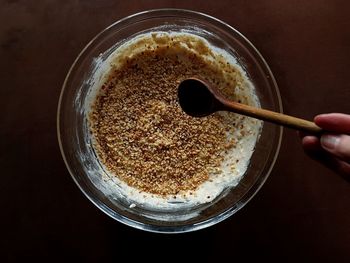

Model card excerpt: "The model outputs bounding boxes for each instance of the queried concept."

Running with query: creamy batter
[86,31,262,208]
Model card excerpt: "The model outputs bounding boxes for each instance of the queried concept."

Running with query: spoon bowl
[177,78,217,117]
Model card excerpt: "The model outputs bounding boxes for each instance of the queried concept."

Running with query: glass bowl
[57,9,282,233]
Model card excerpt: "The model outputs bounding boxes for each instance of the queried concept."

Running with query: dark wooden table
[1,1,350,262]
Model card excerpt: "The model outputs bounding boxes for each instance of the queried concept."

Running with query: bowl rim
[57,8,283,233]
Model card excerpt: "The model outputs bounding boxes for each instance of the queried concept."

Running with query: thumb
[320,134,350,162]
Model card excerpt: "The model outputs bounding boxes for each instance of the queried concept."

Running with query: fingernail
[321,134,340,150]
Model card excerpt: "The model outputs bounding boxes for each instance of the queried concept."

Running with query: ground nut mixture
[89,32,261,204]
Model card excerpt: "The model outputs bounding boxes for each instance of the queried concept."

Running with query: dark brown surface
[1,1,350,262]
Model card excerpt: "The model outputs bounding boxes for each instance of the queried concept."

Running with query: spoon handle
[222,99,322,134]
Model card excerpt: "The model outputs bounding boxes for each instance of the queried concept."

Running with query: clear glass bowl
[57,9,282,233]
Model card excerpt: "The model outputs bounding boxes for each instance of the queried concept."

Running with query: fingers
[320,134,350,163]
[315,113,350,133]
[300,135,350,180]
[299,113,350,178]
[301,135,321,153]
[301,135,322,158]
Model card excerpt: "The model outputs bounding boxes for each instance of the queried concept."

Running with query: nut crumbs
[89,33,252,196]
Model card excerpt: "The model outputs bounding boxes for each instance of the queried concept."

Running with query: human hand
[300,113,350,178]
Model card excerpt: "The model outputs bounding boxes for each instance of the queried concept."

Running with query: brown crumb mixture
[89,34,245,196]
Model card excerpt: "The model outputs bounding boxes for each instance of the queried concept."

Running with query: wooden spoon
[177,78,322,134]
